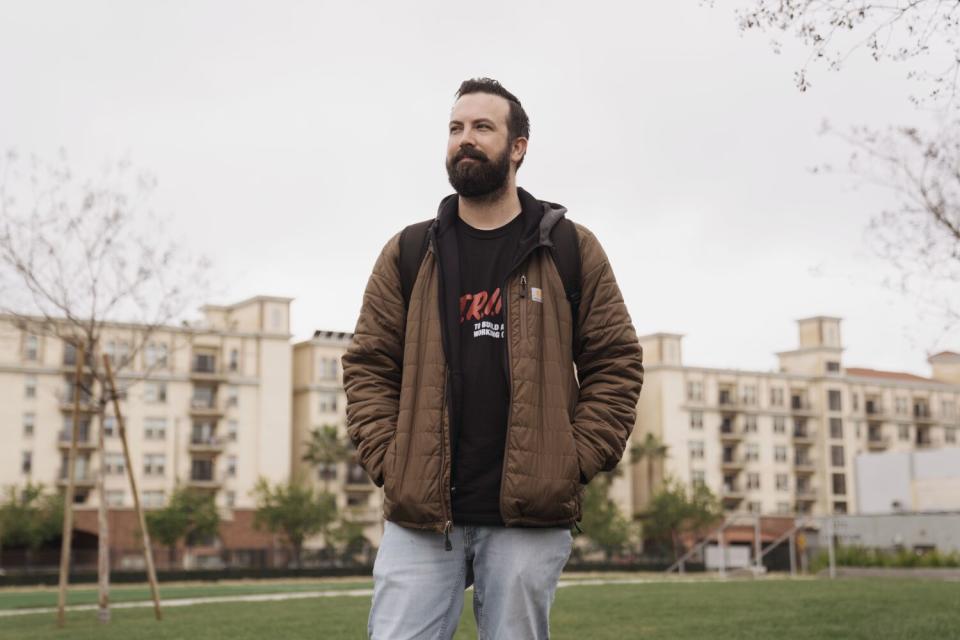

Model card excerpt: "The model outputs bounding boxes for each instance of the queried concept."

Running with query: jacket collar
[433,186,567,251]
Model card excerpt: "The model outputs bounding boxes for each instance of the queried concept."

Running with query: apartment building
[0,296,293,565]
[292,330,384,547]
[615,317,960,519]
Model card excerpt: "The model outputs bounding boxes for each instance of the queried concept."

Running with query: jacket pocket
[382,433,399,494]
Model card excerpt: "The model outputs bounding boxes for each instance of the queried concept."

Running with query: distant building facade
[616,317,960,519]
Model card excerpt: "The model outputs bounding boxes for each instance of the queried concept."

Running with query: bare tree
[725,1,960,341]
[0,149,210,623]
[734,0,960,109]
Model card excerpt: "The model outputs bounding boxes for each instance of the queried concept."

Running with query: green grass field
[1,577,958,639]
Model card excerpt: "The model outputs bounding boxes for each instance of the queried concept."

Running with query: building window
[192,385,216,409]
[106,491,125,507]
[745,444,759,462]
[105,340,131,368]
[776,473,789,491]
[898,424,911,441]
[227,419,239,442]
[106,453,126,475]
[773,416,786,434]
[746,473,760,490]
[23,413,35,437]
[770,388,784,407]
[24,335,39,361]
[318,392,338,414]
[829,418,843,439]
[852,393,859,411]
[229,349,239,372]
[225,491,236,508]
[21,451,32,474]
[895,397,909,415]
[103,415,116,437]
[691,470,706,486]
[832,473,847,495]
[145,382,167,403]
[317,463,337,481]
[24,375,37,399]
[743,415,758,433]
[748,501,762,514]
[946,428,957,444]
[742,386,757,406]
[143,491,165,508]
[226,456,237,477]
[143,454,166,476]
[689,411,703,430]
[828,390,842,412]
[227,385,239,408]
[689,441,705,460]
[145,342,168,369]
[347,492,368,508]
[826,361,840,373]
[831,445,845,467]
[833,501,848,514]
[776,501,791,514]
[774,445,787,463]
[687,381,703,402]
[318,357,338,381]
[940,400,956,420]
[144,418,167,440]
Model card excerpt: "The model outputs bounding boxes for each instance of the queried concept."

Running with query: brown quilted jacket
[342,188,643,537]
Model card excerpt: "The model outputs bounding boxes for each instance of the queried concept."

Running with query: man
[342,78,643,639]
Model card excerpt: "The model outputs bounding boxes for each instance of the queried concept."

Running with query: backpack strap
[399,219,433,309]
[549,217,582,354]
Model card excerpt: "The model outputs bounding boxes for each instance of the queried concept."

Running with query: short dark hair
[455,78,530,167]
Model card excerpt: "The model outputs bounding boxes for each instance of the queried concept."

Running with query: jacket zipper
[519,274,528,340]
[426,233,455,547]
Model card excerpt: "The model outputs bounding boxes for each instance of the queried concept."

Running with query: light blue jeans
[368,520,574,639]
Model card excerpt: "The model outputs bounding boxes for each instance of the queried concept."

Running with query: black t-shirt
[451,212,523,526]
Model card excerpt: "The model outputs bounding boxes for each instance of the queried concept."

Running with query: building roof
[845,367,932,383]
[929,351,960,362]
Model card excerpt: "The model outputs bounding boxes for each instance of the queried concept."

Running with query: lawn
[1,577,957,639]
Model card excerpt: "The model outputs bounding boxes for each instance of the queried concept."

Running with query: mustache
[453,147,488,163]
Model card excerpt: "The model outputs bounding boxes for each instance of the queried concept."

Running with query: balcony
[717,390,739,411]
[721,455,746,470]
[865,401,886,419]
[187,474,222,490]
[913,405,935,424]
[792,428,816,443]
[793,458,816,474]
[867,434,889,450]
[189,398,224,418]
[190,355,227,382]
[189,436,227,455]
[790,397,814,415]
[345,464,374,489]
[57,430,97,450]
[720,424,744,442]
[343,506,381,523]
[57,470,96,488]
[795,488,817,502]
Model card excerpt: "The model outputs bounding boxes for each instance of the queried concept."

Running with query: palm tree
[302,424,353,493]
[630,433,669,509]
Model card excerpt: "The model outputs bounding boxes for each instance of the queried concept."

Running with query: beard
[445,143,511,199]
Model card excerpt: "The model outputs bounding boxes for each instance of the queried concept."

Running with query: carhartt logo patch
[530,287,543,303]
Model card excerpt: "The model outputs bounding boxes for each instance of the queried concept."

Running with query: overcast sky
[1,1,953,376]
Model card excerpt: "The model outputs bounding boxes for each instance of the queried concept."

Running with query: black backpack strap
[549,217,582,353]
[399,219,433,309]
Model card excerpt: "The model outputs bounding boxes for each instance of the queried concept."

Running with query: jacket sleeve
[570,224,644,484]
[341,232,405,488]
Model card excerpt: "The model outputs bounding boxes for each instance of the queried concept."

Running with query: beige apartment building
[292,330,384,547]
[619,316,960,519]
[0,296,293,566]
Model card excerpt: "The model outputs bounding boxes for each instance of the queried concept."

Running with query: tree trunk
[56,344,84,628]
[96,406,111,623]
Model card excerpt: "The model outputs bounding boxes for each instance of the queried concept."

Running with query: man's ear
[511,137,528,165]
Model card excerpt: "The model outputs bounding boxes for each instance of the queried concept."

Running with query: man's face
[446,92,521,199]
